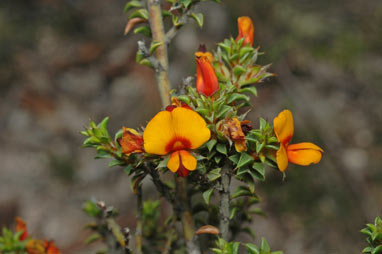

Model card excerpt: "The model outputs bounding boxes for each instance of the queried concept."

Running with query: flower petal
[287,142,323,166]
[276,144,289,172]
[273,109,294,145]
[167,151,180,173]
[143,111,176,155]
[120,127,144,155]
[171,107,211,149]
[179,150,197,171]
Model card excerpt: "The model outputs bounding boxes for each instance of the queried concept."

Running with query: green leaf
[246,243,260,254]
[259,117,267,130]
[233,65,246,76]
[180,0,192,8]
[207,168,222,182]
[216,105,231,119]
[206,139,217,152]
[239,86,258,96]
[134,26,151,37]
[124,0,142,12]
[229,207,237,220]
[190,13,204,28]
[109,159,125,168]
[373,246,382,254]
[85,233,102,245]
[128,8,149,20]
[236,152,254,168]
[177,95,191,105]
[229,154,240,165]
[232,186,252,199]
[260,238,270,252]
[202,188,214,205]
[252,162,265,181]
[83,201,101,217]
[227,93,250,104]
[149,41,163,54]
[216,143,227,155]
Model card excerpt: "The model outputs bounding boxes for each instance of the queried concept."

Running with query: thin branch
[137,40,161,71]
[135,185,143,254]
[219,164,231,240]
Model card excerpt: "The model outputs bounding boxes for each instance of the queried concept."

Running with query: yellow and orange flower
[16,217,28,241]
[143,106,211,177]
[26,239,45,254]
[44,240,61,254]
[221,118,248,152]
[119,127,144,155]
[195,51,219,97]
[236,16,254,46]
[273,110,323,172]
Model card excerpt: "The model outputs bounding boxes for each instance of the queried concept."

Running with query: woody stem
[147,0,171,107]
[219,163,231,240]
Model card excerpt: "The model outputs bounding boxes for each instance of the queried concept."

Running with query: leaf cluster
[0,228,26,254]
[211,238,283,254]
[361,216,382,254]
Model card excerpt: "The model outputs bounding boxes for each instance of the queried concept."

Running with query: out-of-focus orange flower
[143,107,211,177]
[26,239,45,254]
[236,16,254,46]
[273,110,323,172]
[44,240,61,254]
[195,50,219,97]
[222,118,248,152]
[119,127,144,155]
[15,217,28,241]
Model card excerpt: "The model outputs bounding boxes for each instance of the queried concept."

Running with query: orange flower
[119,127,144,155]
[44,240,61,254]
[222,118,247,152]
[236,16,254,46]
[143,107,211,177]
[15,217,28,241]
[273,110,323,172]
[26,239,45,254]
[195,51,219,97]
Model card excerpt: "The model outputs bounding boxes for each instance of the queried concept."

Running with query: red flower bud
[195,51,219,97]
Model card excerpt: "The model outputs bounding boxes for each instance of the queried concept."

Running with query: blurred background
[1,0,381,253]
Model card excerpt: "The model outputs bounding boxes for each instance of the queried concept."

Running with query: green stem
[147,0,171,106]
[219,163,231,240]
[136,185,143,254]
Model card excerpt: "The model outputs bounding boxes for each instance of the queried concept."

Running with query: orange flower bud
[15,217,28,241]
[236,16,254,46]
[195,51,219,97]
[119,127,144,155]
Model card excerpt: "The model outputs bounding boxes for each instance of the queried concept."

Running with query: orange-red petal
[273,109,294,145]
[167,150,197,177]
[44,240,61,254]
[287,142,323,166]
[119,127,144,155]
[195,51,219,97]
[15,217,28,241]
[236,16,254,46]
